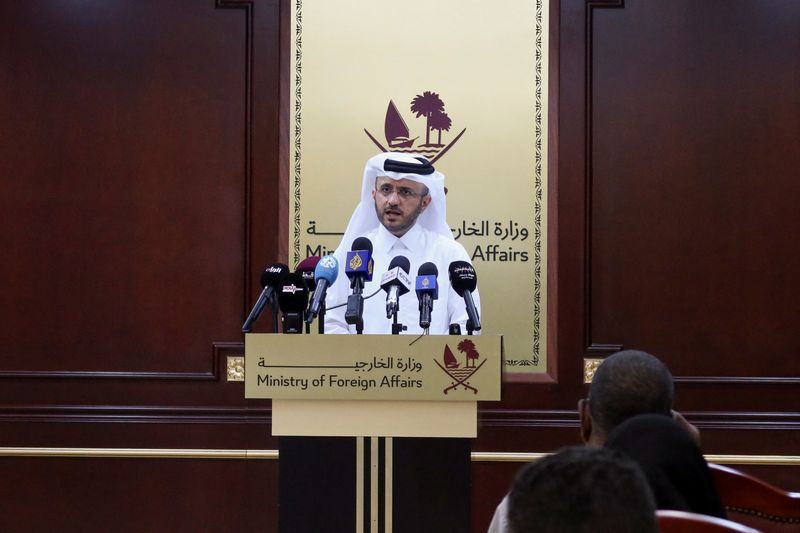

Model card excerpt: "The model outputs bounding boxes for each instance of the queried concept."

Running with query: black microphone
[242,263,289,333]
[345,237,374,332]
[448,260,481,332]
[381,256,412,319]
[415,262,439,330]
[277,273,309,334]
[306,255,339,325]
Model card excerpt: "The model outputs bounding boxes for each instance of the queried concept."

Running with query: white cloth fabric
[487,495,509,533]
[324,222,480,334]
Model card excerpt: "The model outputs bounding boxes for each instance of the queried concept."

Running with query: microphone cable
[325,287,383,311]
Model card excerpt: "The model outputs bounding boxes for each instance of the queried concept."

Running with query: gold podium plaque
[245,334,502,401]
[245,334,503,437]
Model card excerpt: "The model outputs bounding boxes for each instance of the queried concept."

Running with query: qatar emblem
[364,90,466,165]
[435,339,487,395]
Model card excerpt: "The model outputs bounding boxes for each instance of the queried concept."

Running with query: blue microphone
[344,237,374,292]
[306,255,338,324]
[345,237,373,332]
[415,262,439,330]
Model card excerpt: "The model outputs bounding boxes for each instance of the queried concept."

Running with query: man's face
[372,176,431,237]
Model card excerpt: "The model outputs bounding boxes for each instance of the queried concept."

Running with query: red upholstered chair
[657,510,761,532]
[709,464,800,532]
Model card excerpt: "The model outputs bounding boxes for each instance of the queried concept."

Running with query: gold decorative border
[291,0,303,266]
[531,0,545,366]
[1,448,798,466]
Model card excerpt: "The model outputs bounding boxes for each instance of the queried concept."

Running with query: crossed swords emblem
[435,344,486,395]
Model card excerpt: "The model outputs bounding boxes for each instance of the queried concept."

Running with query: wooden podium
[245,334,502,533]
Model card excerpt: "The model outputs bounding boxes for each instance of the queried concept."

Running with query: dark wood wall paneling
[0,1,280,531]
[2,1,799,532]
[474,0,800,530]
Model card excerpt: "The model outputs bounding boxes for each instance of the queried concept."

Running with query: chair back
[710,463,800,532]
[657,509,761,532]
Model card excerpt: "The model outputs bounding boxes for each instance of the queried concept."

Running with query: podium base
[279,436,470,533]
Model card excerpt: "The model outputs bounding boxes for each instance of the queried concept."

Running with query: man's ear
[419,194,432,212]
[578,398,592,445]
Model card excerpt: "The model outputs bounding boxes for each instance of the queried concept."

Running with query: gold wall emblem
[227,356,245,382]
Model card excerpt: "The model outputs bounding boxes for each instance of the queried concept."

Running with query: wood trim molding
[0,342,234,381]
[215,0,256,318]
[582,0,626,361]
[579,0,799,387]
[2,406,796,431]
[0,405,271,424]
[1,447,798,466]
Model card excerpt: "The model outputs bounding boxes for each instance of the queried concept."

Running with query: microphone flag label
[345,251,374,281]
[319,255,337,269]
[415,275,439,299]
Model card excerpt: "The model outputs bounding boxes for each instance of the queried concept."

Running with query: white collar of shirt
[374,223,426,257]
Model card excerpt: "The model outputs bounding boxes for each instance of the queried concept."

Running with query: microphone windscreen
[296,256,320,272]
[448,260,477,295]
[418,262,438,277]
[388,255,411,274]
[296,256,321,291]
[277,273,309,312]
[260,263,289,288]
[314,255,339,284]
[351,237,373,254]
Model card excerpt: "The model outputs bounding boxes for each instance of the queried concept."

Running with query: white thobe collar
[373,223,426,258]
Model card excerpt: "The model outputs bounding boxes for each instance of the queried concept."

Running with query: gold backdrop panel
[290,0,548,374]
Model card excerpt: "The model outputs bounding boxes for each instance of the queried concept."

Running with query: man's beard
[377,201,424,236]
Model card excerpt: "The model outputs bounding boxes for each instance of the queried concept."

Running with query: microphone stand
[270,297,280,333]
[390,307,406,335]
[345,277,365,335]
[466,319,475,336]
[317,302,326,335]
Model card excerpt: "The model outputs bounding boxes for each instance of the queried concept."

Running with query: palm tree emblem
[410,91,445,147]
[457,339,479,368]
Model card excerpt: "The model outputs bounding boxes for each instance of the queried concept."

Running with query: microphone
[344,237,374,293]
[306,255,338,324]
[381,255,412,319]
[296,256,321,292]
[241,262,289,333]
[277,273,309,334]
[448,260,481,331]
[345,237,374,332]
[415,262,439,330]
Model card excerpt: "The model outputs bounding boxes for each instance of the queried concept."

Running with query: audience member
[578,349,696,447]
[605,414,726,518]
[488,350,701,533]
[506,446,657,533]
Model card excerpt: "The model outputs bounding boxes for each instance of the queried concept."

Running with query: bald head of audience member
[579,350,675,447]
[507,446,657,533]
